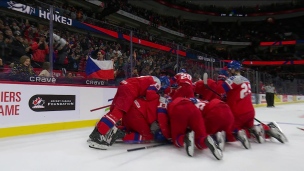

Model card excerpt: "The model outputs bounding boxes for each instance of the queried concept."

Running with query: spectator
[131,67,139,77]
[64,72,72,78]
[9,55,36,81]
[259,81,265,93]
[193,73,202,82]
[115,57,125,84]
[113,45,122,57]
[0,31,10,65]
[31,33,49,67]
[97,50,105,60]
[38,62,51,77]
[0,58,3,72]
[10,31,27,64]
[53,33,68,68]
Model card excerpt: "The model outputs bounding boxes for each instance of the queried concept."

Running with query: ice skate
[87,127,110,150]
[236,129,250,149]
[205,135,223,160]
[266,122,288,143]
[215,131,226,151]
[184,131,194,157]
[105,126,126,145]
[250,125,265,144]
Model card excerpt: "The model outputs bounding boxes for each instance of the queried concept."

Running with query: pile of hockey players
[87,60,288,160]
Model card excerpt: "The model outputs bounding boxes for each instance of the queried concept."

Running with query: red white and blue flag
[85,57,114,80]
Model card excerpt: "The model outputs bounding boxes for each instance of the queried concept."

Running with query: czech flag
[85,57,114,80]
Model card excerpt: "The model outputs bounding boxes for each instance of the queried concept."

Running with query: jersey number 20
[240,83,251,99]
[181,73,192,80]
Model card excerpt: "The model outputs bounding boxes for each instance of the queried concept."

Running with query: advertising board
[0,83,80,128]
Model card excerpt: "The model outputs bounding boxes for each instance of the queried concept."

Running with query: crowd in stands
[119,2,304,43]
[165,0,304,15]
[0,13,207,84]
[1,0,304,94]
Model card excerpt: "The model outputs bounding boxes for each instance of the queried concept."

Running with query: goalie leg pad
[105,126,126,145]
[88,127,110,150]
[87,139,109,150]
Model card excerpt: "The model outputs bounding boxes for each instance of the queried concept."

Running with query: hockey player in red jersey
[171,69,194,100]
[222,61,287,145]
[167,97,223,160]
[216,68,229,96]
[193,79,217,101]
[222,61,262,149]
[121,96,171,143]
[194,68,229,101]
[87,76,161,149]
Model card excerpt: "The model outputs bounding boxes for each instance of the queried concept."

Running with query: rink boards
[0,82,303,138]
[0,82,116,138]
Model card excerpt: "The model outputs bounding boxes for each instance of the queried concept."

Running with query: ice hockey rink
[1,103,303,171]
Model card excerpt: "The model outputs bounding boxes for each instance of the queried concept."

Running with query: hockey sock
[97,108,124,135]
[97,116,116,135]
[122,132,144,143]
[175,134,185,148]
[261,124,271,139]
[226,131,236,142]
[195,136,207,150]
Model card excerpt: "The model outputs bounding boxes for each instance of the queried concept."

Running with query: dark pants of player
[266,92,274,107]
[169,102,208,149]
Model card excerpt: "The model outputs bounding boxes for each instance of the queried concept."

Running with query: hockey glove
[154,129,167,142]
[189,98,198,104]
[220,94,227,102]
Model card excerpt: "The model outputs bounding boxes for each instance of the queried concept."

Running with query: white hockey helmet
[152,76,161,90]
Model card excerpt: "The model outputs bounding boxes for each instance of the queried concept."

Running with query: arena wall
[1,82,303,138]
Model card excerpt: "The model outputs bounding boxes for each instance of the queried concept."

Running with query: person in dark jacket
[9,55,36,81]
[9,31,26,63]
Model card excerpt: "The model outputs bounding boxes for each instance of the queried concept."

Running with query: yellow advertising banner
[274,95,281,103]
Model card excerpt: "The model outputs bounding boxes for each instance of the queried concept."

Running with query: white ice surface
[1,104,304,171]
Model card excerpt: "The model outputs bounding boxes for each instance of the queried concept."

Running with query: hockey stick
[297,127,304,131]
[108,98,114,102]
[90,105,112,112]
[203,73,222,97]
[254,118,264,125]
[115,140,158,144]
[127,143,169,152]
